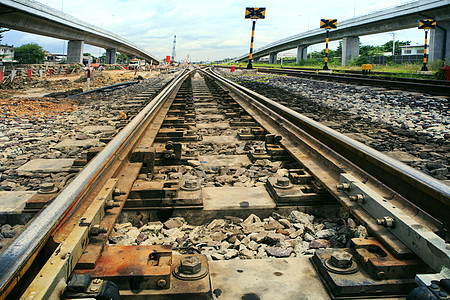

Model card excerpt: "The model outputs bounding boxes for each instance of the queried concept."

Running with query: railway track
[220,65,450,96]
[0,67,449,299]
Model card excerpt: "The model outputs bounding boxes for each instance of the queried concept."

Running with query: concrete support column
[67,40,84,64]
[342,36,360,66]
[106,48,117,64]
[296,45,308,63]
[429,21,450,62]
[269,52,277,64]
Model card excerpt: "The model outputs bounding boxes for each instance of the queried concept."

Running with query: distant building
[0,44,15,62]
[400,45,425,55]
[45,52,67,62]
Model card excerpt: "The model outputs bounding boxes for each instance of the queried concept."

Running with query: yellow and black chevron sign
[320,19,337,29]
[245,7,266,19]
[418,19,436,29]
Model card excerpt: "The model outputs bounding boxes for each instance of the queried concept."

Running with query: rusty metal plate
[75,245,172,291]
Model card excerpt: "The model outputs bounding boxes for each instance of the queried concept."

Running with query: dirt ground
[0,69,159,98]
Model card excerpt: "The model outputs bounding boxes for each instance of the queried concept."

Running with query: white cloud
[1,0,426,61]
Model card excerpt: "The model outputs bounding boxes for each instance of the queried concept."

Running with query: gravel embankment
[111,211,367,260]
[0,74,172,192]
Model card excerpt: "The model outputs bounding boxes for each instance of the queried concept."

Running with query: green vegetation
[14,43,46,64]
[0,27,9,42]
[221,40,449,78]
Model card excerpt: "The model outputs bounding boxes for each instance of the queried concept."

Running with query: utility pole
[170,35,176,65]
[390,32,395,56]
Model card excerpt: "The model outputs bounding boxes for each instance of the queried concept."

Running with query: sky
[1,0,426,62]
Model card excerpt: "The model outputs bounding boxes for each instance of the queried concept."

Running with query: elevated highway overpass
[236,0,450,66]
[0,0,160,64]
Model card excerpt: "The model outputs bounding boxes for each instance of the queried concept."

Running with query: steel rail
[205,67,450,269]
[255,68,450,96]
[220,65,450,86]
[0,68,193,299]
[66,80,140,98]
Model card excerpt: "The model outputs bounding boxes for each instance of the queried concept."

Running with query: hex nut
[180,256,201,275]
[184,180,197,189]
[330,251,353,269]
[276,177,290,187]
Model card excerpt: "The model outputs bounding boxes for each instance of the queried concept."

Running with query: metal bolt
[93,278,102,284]
[106,200,114,208]
[377,271,386,279]
[180,256,201,275]
[438,291,448,297]
[90,225,108,236]
[114,188,126,196]
[330,251,353,269]
[430,283,440,290]
[376,216,395,228]
[276,177,291,187]
[157,279,167,288]
[184,180,198,189]
[336,182,351,191]
[185,149,196,156]
[38,182,57,194]
[349,194,365,203]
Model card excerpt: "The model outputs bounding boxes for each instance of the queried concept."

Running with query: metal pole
[323,29,330,70]
[86,56,91,91]
[247,20,256,69]
[421,30,429,71]
[391,32,395,56]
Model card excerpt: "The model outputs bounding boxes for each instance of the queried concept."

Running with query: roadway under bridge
[236,0,450,66]
[0,0,160,64]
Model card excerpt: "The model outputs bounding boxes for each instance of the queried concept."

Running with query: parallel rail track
[219,65,450,96]
[0,68,449,299]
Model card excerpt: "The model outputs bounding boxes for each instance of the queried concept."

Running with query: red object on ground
[66,69,69,76]
[27,70,32,81]
[441,65,450,81]
[49,69,53,78]
[166,56,171,63]
[231,65,236,72]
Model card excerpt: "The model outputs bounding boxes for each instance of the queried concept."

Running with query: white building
[400,45,425,55]
[0,44,14,62]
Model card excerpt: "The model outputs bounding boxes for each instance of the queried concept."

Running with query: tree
[382,40,411,55]
[116,53,128,64]
[0,27,10,42]
[14,43,46,64]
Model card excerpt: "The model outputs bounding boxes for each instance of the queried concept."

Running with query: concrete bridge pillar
[269,52,277,64]
[67,40,84,64]
[296,46,308,63]
[429,21,450,62]
[342,36,360,66]
[106,48,117,64]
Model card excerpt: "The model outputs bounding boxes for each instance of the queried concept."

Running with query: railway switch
[312,237,433,298]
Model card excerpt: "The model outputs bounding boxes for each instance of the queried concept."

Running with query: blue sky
[1,0,425,61]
